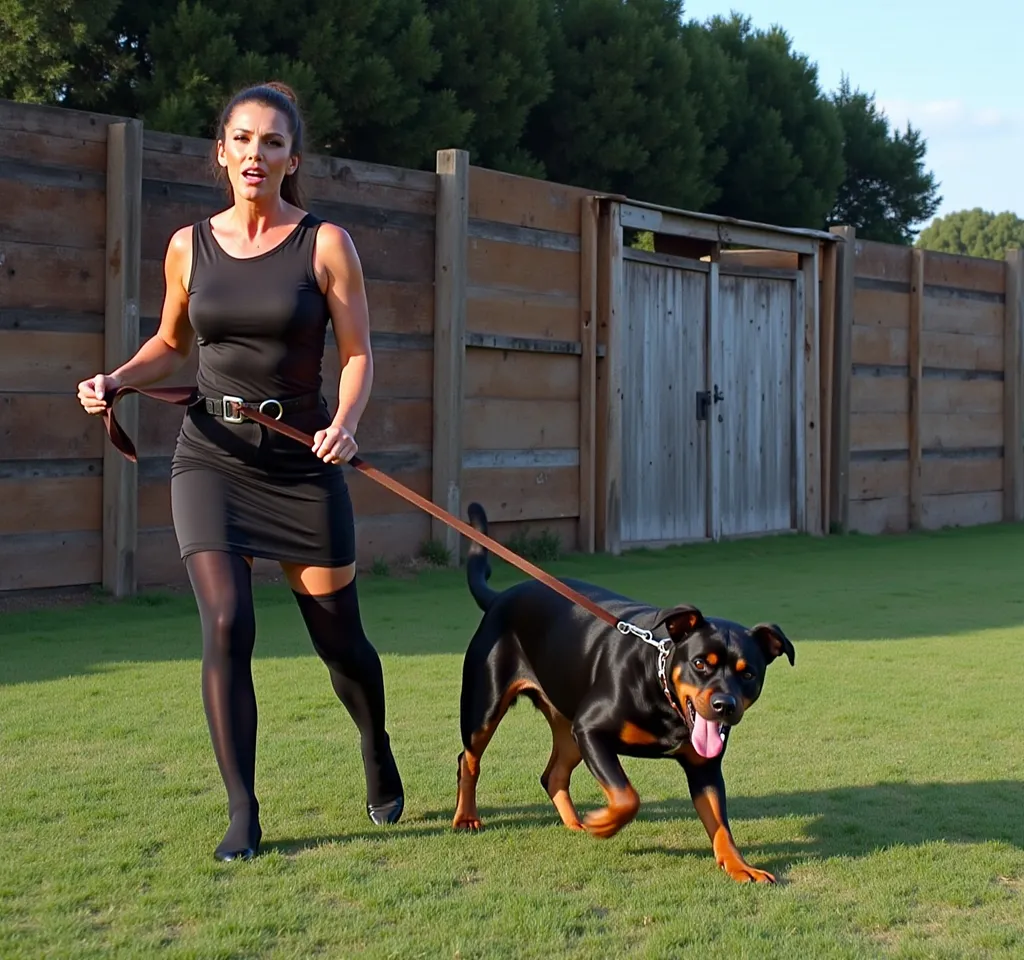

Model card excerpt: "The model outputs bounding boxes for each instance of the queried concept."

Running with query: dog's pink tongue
[691,713,724,759]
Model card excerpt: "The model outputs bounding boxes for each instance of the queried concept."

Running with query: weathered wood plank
[0,393,104,459]
[921,378,1003,414]
[0,241,105,313]
[820,239,838,533]
[920,491,1003,530]
[850,374,909,414]
[0,180,106,250]
[922,457,1003,497]
[1,129,107,171]
[468,166,585,235]
[464,349,579,401]
[851,324,909,366]
[924,252,1006,296]
[0,330,102,391]
[850,413,909,453]
[431,149,468,564]
[462,399,579,451]
[921,413,1003,450]
[468,237,579,299]
[461,465,580,523]
[847,496,909,534]
[322,346,433,401]
[0,531,102,590]
[855,240,912,285]
[466,288,579,341]
[853,287,910,328]
[0,477,102,534]
[849,460,909,500]
[0,101,116,141]
[925,290,1004,336]
[921,330,1003,371]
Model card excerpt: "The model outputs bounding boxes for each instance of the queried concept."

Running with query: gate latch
[696,390,711,421]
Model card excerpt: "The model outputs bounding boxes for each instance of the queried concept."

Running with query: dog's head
[654,605,795,759]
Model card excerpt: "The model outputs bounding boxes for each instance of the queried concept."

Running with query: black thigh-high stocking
[292,580,404,823]
[185,551,262,860]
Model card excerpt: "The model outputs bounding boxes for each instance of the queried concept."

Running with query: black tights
[185,551,402,858]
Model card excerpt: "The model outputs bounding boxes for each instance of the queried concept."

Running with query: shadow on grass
[261,781,1021,872]
[4,522,1024,685]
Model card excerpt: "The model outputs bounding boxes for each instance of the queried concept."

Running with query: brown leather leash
[99,385,629,632]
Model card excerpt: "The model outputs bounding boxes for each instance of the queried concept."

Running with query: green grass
[2,524,1023,959]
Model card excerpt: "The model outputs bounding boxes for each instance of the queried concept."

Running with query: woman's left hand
[312,424,358,464]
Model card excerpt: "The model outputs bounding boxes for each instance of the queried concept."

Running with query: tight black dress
[170,213,356,567]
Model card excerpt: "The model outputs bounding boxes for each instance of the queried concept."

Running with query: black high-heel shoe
[367,794,404,826]
[214,813,262,861]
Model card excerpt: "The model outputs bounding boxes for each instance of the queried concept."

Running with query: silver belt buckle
[222,395,244,423]
[258,398,284,420]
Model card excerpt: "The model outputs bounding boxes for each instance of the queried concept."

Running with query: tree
[521,0,720,211]
[695,14,845,229]
[0,0,131,106]
[827,77,940,245]
[916,208,1024,260]
[425,0,552,177]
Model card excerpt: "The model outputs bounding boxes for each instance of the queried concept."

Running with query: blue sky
[682,0,1024,222]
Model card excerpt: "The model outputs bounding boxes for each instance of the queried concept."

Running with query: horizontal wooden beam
[620,203,821,255]
[622,247,710,272]
[465,331,606,358]
[467,218,580,253]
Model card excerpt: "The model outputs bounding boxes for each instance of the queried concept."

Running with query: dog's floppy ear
[654,604,706,641]
[751,623,795,666]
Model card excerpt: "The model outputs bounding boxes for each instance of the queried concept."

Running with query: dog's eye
[741,670,754,681]
[693,658,707,672]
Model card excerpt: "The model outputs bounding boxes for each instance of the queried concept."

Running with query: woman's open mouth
[241,168,266,185]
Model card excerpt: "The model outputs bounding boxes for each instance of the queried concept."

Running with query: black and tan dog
[452,503,795,883]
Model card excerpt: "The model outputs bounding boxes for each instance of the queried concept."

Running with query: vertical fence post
[1004,248,1024,522]
[432,149,468,565]
[908,248,924,530]
[578,197,599,554]
[595,201,623,555]
[800,247,822,535]
[829,226,855,532]
[819,240,838,534]
[102,119,142,597]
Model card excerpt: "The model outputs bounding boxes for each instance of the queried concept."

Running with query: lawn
[1,524,1023,959]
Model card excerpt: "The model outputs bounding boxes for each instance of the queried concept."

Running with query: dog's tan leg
[453,679,536,831]
[538,707,584,830]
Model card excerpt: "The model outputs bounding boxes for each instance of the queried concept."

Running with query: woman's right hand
[77,373,121,415]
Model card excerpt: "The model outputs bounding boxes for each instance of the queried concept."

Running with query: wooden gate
[618,249,804,546]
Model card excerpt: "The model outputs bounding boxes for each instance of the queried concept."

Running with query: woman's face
[217,102,299,203]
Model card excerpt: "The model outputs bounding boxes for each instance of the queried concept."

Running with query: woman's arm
[311,223,374,463]
[77,227,195,413]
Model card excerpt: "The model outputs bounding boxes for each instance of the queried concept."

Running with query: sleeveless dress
[169,212,356,566]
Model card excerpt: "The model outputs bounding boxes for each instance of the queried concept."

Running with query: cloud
[876,97,1024,138]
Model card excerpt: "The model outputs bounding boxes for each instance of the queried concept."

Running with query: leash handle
[98,386,623,629]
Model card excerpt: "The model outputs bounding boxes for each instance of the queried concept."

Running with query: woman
[77,81,404,862]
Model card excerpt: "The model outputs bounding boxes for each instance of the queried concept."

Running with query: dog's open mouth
[686,697,728,759]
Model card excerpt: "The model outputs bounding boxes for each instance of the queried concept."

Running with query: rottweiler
[452,502,795,884]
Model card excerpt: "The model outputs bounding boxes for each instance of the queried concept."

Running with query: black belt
[199,392,321,423]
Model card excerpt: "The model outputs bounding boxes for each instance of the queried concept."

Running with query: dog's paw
[582,807,632,839]
[721,859,776,884]
[452,817,483,832]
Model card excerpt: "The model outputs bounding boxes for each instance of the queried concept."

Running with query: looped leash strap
[99,386,625,632]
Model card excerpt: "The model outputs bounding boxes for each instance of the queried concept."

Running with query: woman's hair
[212,81,306,208]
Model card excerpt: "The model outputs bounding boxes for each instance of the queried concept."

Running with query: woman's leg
[282,561,404,824]
[184,550,262,860]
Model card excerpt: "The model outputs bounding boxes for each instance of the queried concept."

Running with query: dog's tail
[466,502,499,613]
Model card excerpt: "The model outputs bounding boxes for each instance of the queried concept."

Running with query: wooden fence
[3,98,1022,598]
[0,99,592,594]
[829,228,1024,534]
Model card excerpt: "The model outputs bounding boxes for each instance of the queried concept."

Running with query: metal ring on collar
[258,398,284,420]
